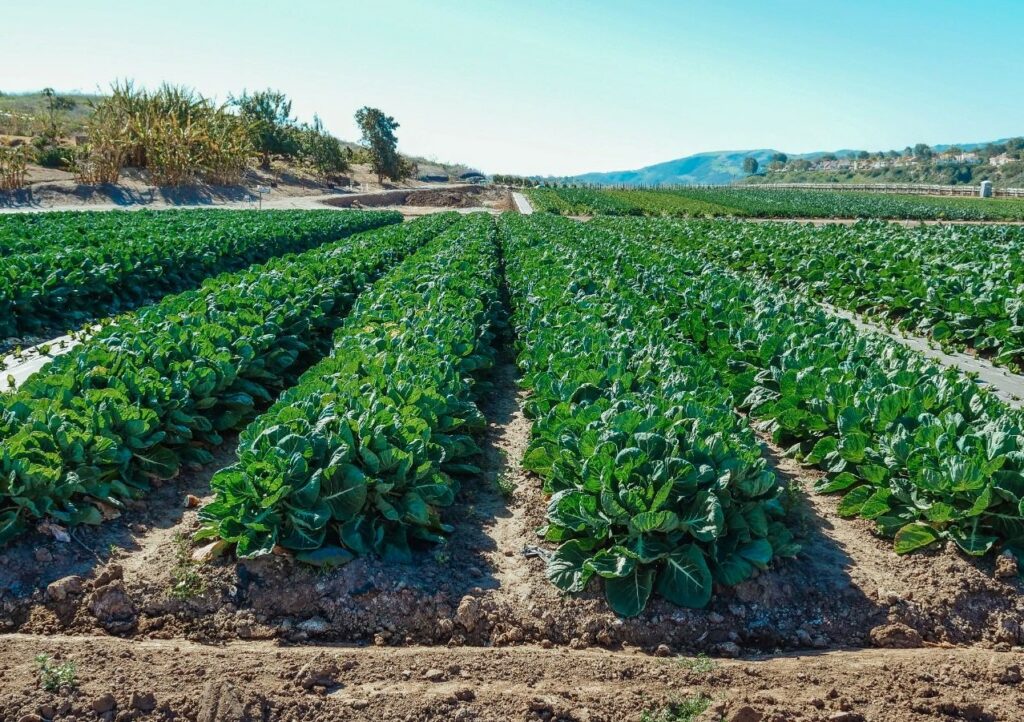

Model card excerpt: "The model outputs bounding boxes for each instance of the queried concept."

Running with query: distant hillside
[565,139,1018,186]
[571,149,780,186]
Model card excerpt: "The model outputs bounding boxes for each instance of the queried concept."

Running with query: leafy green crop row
[525,188,642,216]
[500,214,798,616]
[0,209,400,341]
[599,218,1024,369]
[200,214,503,565]
[526,187,1024,220]
[589,216,1024,560]
[679,188,1024,221]
[0,214,456,545]
[525,188,739,217]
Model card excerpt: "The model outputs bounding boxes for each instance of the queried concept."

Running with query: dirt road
[512,191,534,214]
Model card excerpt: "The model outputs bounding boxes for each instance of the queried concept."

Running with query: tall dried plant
[74,82,254,187]
[0,145,29,190]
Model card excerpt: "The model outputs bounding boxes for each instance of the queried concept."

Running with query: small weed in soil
[677,653,717,674]
[432,543,452,566]
[35,654,77,692]
[495,472,517,499]
[169,532,206,600]
[641,695,712,722]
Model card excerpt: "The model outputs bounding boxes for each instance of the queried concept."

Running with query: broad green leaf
[604,565,656,617]
[655,545,712,609]
[893,522,941,554]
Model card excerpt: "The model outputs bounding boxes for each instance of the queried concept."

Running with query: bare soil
[2,636,1021,722]
[322,185,512,215]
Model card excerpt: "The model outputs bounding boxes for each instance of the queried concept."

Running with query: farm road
[511,191,533,214]
[822,302,1024,408]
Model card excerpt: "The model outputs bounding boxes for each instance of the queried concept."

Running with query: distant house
[818,158,852,171]
[938,151,980,165]
[991,152,1016,167]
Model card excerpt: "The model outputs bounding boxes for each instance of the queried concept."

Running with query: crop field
[593,217,1024,370]
[0,209,401,346]
[526,186,1024,220]
[2,208,1023,720]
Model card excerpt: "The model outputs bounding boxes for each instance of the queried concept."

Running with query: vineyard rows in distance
[2,209,1023,623]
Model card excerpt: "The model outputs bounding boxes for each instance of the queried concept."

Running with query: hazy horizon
[4,0,1023,176]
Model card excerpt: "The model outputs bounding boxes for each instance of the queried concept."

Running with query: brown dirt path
[1,634,1021,722]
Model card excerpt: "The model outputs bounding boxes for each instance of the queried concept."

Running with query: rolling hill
[565,140,1015,186]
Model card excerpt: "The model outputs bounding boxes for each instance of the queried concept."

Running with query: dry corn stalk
[75,82,254,187]
[0,146,29,191]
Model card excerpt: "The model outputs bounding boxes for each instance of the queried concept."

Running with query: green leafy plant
[35,654,77,692]
[586,215,1024,561]
[677,653,717,674]
[640,695,712,722]
[615,217,1024,370]
[200,214,503,563]
[528,186,1024,221]
[0,213,453,546]
[495,473,517,499]
[169,531,206,600]
[500,214,798,616]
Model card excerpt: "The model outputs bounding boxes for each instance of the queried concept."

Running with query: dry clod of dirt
[295,656,340,690]
[130,690,157,711]
[869,623,924,648]
[988,657,1022,684]
[90,693,117,713]
[728,706,763,722]
[88,580,137,632]
[995,550,1019,578]
[456,595,482,631]
[44,575,83,602]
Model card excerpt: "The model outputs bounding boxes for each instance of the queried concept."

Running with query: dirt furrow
[1,634,1022,721]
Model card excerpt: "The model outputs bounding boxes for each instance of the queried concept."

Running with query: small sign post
[255,185,270,210]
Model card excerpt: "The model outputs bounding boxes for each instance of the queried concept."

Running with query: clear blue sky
[3,0,1022,175]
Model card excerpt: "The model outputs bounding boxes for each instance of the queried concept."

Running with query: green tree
[913,143,933,159]
[297,115,350,178]
[231,89,299,169]
[742,156,759,174]
[857,150,870,159]
[770,152,788,164]
[355,106,404,183]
